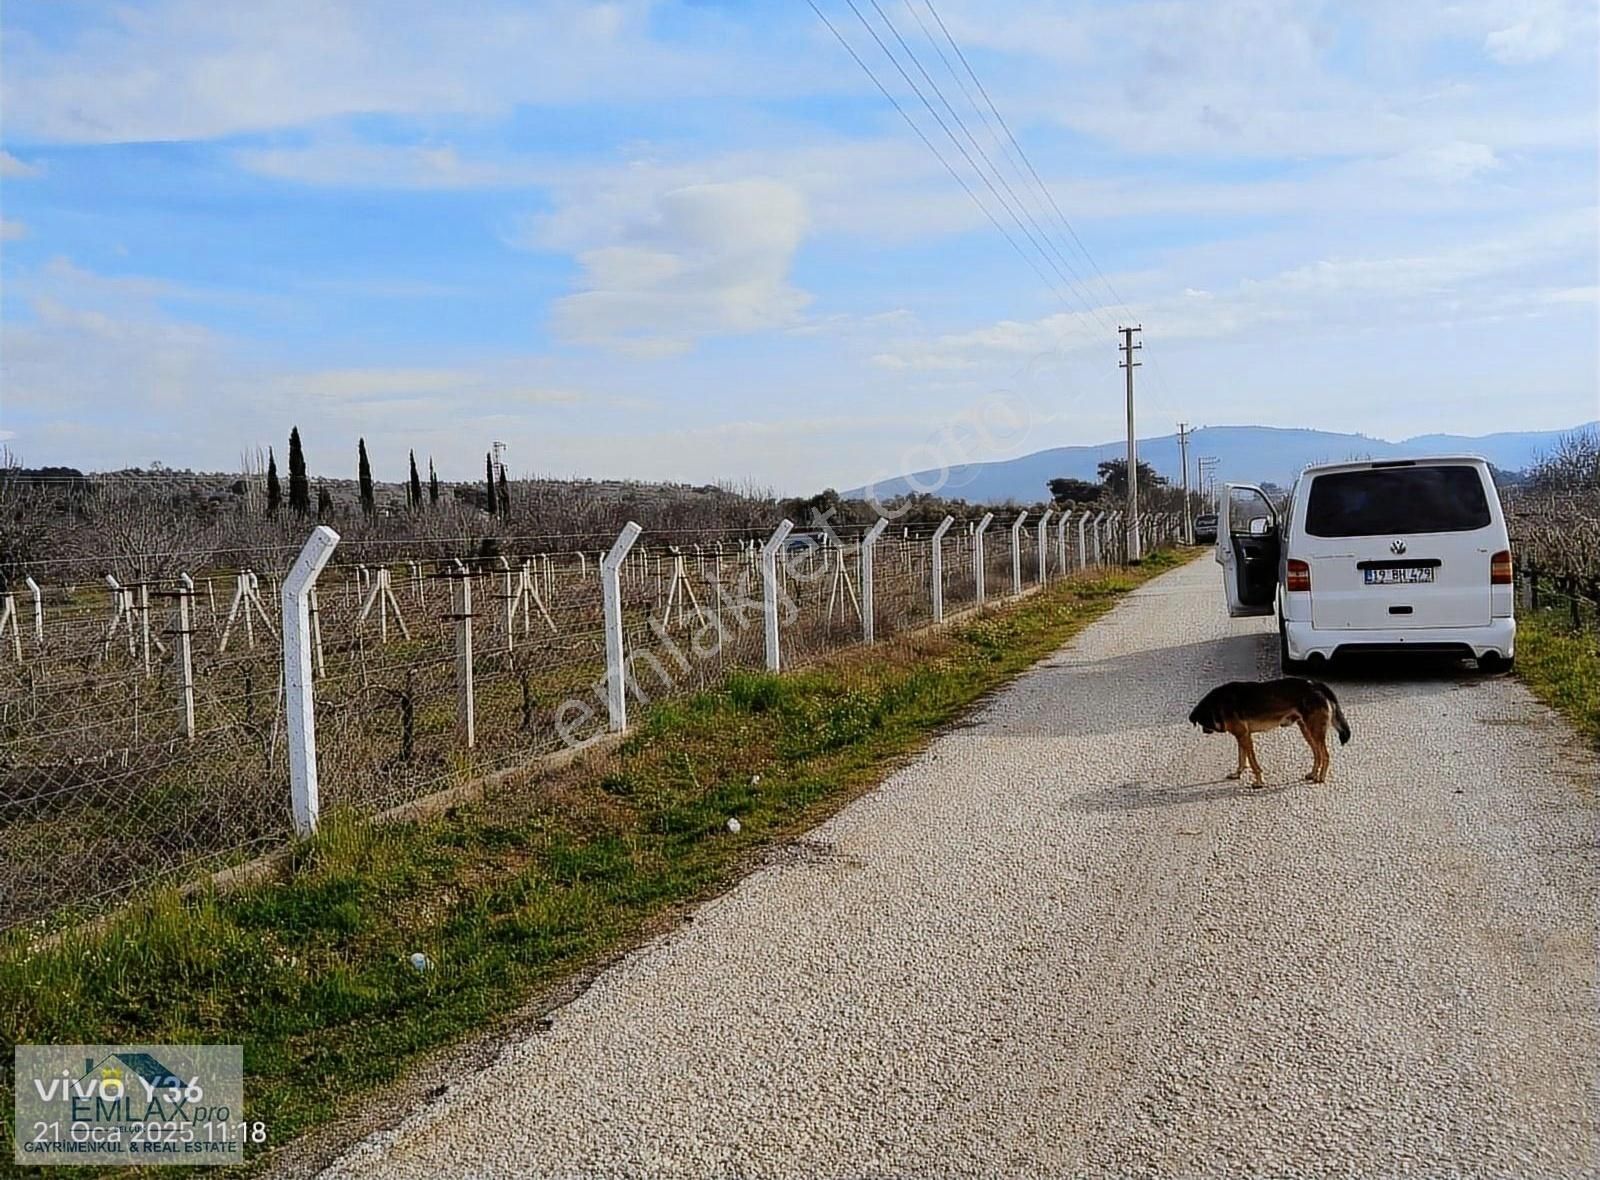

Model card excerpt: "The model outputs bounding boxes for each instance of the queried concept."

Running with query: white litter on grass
[750,774,761,785]
[725,818,742,834]
[409,952,432,973]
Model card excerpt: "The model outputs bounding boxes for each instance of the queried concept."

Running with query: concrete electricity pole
[1119,325,1142,561]
[1176,422,1192,544]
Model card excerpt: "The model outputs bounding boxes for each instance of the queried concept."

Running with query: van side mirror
[1248,516,1271,536]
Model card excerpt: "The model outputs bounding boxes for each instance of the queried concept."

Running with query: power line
[872,0,1117,333]
[804,0,1084,312]
[918,0,1128,319]
[914,0,1190,410]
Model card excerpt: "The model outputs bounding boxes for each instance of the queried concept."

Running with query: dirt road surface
[323,556,1599,1179]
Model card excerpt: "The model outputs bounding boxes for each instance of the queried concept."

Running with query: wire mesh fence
[0,511,1177,931]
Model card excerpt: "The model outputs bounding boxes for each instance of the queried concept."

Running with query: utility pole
[1119,325,1142,561]
[1176,422,1192,544]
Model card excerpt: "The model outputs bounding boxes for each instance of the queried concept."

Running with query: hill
[843,423,1597,505]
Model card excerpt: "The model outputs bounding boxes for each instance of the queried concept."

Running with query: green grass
[0,549,1191,1175]
[1515,606,1600,750]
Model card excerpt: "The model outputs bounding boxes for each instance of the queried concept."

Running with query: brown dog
[1189,678,1352,786]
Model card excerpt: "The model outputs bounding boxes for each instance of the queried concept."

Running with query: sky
[0,0,1596,494]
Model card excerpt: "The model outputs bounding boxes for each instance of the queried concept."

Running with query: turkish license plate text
[1365,567,1434,585]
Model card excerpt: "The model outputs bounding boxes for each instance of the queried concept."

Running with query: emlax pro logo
[15,1044,252,1166]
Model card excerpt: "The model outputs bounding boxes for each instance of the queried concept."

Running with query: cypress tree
[497,467,510,516]
[317,485,334,520]
[358,439,375,518]
[428,458,439,506]
[265,448,282,517]
[408,450,422,511]
[288,426,310,517]
[485,452,498,515]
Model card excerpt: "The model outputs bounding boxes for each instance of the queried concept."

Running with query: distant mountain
[842,423,1598,505]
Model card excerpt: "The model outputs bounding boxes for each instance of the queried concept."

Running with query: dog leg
[1297,719,1319,782]
[1226,729,1247,780]
[1240,730,1265,787]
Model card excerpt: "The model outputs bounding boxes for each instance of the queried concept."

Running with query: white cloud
[542,178,812,355]
[1483,0,1588,62]
[871,210,1599,369]
[0,0,833,144]
[0,150,43,178]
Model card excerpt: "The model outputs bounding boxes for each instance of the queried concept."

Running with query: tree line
[259,429,510,521]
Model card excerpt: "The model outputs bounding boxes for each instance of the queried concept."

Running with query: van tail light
[1490,550,1513,585]
[1286,559,1311,592]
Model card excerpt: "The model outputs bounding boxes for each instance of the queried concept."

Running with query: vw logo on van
[1390,539,1408,555]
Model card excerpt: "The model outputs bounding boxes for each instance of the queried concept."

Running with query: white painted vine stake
[354,568,410,643]
[860,518,888,643]
[218,570,276,652]
[973,512,994,604]
[284,526,340,836]
[760,520,794,671]
[659,547,709,631]
[1010,510,1029,596]
[601,522,643,733]
[0,594,19,662]
[1037,508,1053,586]
[825,535,862,626]
[930,515,954,622]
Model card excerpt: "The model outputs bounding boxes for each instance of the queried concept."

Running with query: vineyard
[1506,431,1600,633]
[0,507,1178,932]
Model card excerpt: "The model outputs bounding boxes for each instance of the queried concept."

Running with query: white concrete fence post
[176,573,196,741]
[283,525,340,837]
[760,520,795,671]
[974,512,994,604]
[1010,511,1028,596]
[449,561,476,749]
[1036,509,1053,585]
[1092,512,1107,566]
[1056,510,1072,576]
[24,576,41,651]
[860,518,888,643]
[601,522,643,733]
[930,515,954,622]
[1077,511,1089,569]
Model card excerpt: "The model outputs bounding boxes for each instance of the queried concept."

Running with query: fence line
[0,511,1183,931]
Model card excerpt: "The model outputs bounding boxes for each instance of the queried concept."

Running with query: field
[0,479,1172,933]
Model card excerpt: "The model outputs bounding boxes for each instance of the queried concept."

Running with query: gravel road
[323,556,1599,1179]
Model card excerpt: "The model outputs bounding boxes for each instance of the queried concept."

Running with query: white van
[1217,456,1515,672]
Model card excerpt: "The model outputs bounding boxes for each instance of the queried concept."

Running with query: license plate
[1365,566,1435,585]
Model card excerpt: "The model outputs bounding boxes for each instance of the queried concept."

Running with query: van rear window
[1304,466,1492,537]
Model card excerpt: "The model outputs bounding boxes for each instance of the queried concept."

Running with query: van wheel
[1478,652,1513,674]
[1279,619,1306,674]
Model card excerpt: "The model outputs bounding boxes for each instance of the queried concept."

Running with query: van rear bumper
[1283,617,1515,662]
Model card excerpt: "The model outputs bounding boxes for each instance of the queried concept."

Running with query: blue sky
[1,0,1596,493]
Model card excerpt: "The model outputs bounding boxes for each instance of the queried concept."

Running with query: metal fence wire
[0,510,1175,931]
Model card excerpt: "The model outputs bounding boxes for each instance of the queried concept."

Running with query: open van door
[1215,483,1279,617]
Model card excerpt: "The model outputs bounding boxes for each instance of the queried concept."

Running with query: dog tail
[1312,680,1352,744]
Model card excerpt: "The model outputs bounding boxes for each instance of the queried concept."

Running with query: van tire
[1477,652,1513,674]
[1279,618,1306,674]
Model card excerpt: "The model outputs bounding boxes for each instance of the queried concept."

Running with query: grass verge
[1,548,1190,1175]
[1514,605,1600,748]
